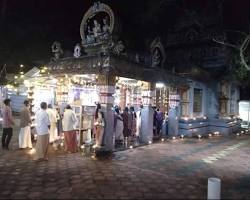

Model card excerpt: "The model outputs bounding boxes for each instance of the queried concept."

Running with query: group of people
[1,98,79,162]
[113,106,137,144]
[113,105,166,145]
[1,98,167,161]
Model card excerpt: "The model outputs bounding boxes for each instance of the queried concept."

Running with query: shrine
[3,1,241,153]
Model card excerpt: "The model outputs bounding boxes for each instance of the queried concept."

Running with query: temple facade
[4,1,241,152]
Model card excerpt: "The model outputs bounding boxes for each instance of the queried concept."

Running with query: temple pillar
[168,90,180,136]
[97,74,116,151]
[140,83,155,143]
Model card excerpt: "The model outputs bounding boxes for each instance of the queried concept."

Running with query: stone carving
[102,18,110,34]
[112,41,125,55]
[102,18,111,41]
[93,20,102,42]
[150,37,166,68]
[91,1,104,12]
[73,43,81,58]
[51,41,63,60]
[84,18,112,45]
[80,2,115,46]
[152,48,162,67]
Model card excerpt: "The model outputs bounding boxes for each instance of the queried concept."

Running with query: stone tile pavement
[1,125,250,199]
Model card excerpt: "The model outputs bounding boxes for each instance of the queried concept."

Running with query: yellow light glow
[20,64,24,68]
[28,148,36,155]
[24,80,31,87]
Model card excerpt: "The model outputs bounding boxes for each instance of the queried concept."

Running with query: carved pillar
[97,74,116,151]
[140,83,155,143]
[141,83,156,106]
[119,85,126,110]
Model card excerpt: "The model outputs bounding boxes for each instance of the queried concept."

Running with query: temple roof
[47,54,188,87]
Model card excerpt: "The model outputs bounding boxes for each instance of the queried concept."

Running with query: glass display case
[71,105,96,145]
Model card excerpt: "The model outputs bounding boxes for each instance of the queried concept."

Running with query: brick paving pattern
[0,126,250,199]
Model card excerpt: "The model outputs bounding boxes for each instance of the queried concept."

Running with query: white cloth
[136,110,142,137]
[62,109,77,131]
[47,108,58,142]
[49,123,58,143]
[115,119,124,140]
[19,125,32,148]
[35,109,50,135]
[47,108,57,123]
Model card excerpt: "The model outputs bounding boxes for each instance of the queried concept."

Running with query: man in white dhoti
[19,100,32,149]
[47,104,58,143]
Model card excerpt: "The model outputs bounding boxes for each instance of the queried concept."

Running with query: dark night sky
[0,0,250,70]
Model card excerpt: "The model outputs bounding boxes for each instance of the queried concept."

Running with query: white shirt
[62,109,77,131]
[47,108,57,124]
[35,109,50,135]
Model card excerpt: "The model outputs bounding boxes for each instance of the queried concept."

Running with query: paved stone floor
[1,126,250,199]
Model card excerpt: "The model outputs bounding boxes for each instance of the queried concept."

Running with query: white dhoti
[19,126,32,148]
[34,134,49,160]
[49,123,58,143]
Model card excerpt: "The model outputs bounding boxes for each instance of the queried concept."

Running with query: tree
[213,30,250,71]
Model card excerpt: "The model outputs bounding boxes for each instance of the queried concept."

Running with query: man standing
[19,100,32,149]
[62,105,78,153]
[47,104,58,143]
[2,99,15,150]
[33,102,50,161]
